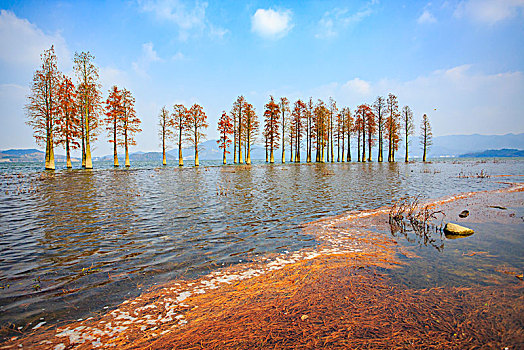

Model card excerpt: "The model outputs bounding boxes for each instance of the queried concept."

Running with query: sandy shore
[2,183,523,349]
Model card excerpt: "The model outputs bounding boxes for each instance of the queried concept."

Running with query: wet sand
[2,183,523,349]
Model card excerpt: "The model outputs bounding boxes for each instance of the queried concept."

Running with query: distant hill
[459,148,524,158]
[0,149,73,162]
[94,152,177,162]
[425,133,524,158]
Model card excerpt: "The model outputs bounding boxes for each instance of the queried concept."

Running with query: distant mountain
[425,133,524,158]
[94,152,176,162]
[459,148,524,158]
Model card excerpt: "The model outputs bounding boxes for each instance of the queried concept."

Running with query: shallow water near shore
[0,158,523,337]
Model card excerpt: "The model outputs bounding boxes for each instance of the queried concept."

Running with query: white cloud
[251,8,293,39]
[315,2,376,39]
[99,66,130,91]
[0,9,70,68]
[132,42,164,77]
[342,78,372,96]
[418,9,437,23]
[139,0,227,40]
[454,0,524,24]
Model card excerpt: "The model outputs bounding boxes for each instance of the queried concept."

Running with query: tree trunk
[45,124,55,170]
[405,132,409,162]
[281,109,285,164]
[66,137,72,168]
[387,127,390,162]
[378,118,383,162]
[195,144,199,166]
[233,122,237,164]
[362,126,366,162]
[81,114,86,168]
[246,140,251,165]
[423,133,427,162]
[238,108,243,164]
[162,128,166,166]
[330,114,334,163]
[114,120,119,167]
[125,127,130,167]
[265,139,268,162]
[178,125,183,166]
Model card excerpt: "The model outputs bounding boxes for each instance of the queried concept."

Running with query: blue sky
[1,0,523,154]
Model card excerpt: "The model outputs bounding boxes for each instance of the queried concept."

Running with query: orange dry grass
[124,255,523,350]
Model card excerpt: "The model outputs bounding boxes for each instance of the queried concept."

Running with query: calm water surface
[0,158,522,334]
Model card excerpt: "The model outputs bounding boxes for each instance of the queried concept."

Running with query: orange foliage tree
[313,100,329,162]
[374,96,387,162]
[306,98,314,162]
[217,111,233,164]
[231,96,246,164]
[385,93,400,162]
[354,105,367,162]
[158,106,174,166]
[263,96,280,163]
[328,97,337,163]
[26,46,60,170]
[173,104,188,166]
[420,113,432,162]
[104,85,123,167]
[366,106,376,162]
[279,97,290,163]
[56,74,81,168]
[243,102,259,165]
[341,107,353,162]
[186,103,208,166]
[401,105,414,162]
[120,89,141,167]
[74,51,102,169]
[291,99,306,162]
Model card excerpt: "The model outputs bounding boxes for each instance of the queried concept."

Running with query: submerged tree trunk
[124,125,130,167]
[45,127,55,170]
[113,120,119,167]
[195,145,199,166]
[265,140,268,162]
[178,127,183,166]
[66,137,72,169]
[162,137,166,166]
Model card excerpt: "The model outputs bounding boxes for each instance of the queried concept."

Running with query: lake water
[0,158,523,336]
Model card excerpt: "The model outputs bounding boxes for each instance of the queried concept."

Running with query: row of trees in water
[159,96,433,166]
[26,46,141,170]
[26,46,433,170]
